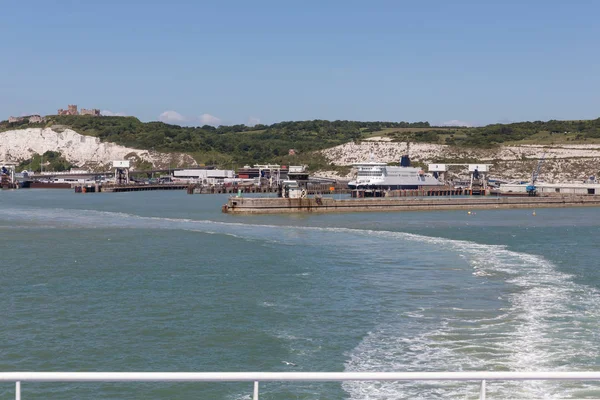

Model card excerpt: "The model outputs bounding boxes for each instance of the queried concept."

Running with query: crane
[526,153,546,196]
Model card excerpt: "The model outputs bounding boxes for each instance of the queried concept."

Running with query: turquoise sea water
[1,190,600,399]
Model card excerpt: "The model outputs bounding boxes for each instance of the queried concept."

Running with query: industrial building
[499,182,600,195]
[173,169,234,184]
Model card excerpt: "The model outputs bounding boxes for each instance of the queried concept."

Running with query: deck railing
[3,371,600,399]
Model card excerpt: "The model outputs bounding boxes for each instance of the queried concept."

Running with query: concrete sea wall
[223,195,600,214]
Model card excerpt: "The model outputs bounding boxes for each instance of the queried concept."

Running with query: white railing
[3,371,600,400]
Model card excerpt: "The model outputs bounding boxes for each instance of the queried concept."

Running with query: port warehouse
[173,168,234,184]
[499,183,600,195]
[168,165,309,187]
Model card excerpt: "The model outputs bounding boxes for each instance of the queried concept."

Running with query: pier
[187,183,352,195]
[187,184,278,195]
[71,183,190,193]
[102,184,188,193]
[222,195,600,214]
[350,187,482,197]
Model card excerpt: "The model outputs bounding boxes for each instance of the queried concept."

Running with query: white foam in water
[4,206,600,398]
[343,235,600,399]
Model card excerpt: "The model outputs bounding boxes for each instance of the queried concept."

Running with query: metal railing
[3,371,600,399]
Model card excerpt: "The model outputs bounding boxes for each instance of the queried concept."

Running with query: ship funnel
[400,155,411,167]
[400,141,411,167]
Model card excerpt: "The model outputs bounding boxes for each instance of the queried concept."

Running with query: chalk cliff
[319,137,600,183]
[0,128,197,170]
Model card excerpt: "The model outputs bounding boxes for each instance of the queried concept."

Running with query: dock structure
[187,182,351,195]
[189,186,477,197]
[73,183,190,193]
[350,187,480,197]
[102,184,188,193]
[0,163,18,189]
[187,184,279,195]
[222,195,600,214]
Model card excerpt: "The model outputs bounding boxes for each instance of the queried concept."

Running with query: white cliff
[0,128,197,170]
[319,137,600,183]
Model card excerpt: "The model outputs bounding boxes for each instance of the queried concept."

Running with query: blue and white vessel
[348,155,443,190]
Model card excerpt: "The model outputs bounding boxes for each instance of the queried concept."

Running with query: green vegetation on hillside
[6,116,430,167]
[17,151,74,172]
[1,115,600,169]
[459,119,600,146]
[385,120,600,147]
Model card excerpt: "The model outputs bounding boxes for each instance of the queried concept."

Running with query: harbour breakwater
[222,195,600,214]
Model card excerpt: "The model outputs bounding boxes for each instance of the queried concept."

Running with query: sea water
[1,190,599,399]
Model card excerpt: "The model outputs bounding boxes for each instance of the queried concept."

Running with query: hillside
[0,116,431,168]
[1,115,600,181]
[0,127,197,171]
[320,138,600,183]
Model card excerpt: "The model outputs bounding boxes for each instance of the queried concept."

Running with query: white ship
[348,155,443,190]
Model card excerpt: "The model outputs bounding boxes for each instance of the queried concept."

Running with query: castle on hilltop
[57,104,100,116]
[5,104,102,123]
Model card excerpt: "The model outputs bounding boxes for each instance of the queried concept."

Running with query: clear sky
[2,0,599,126]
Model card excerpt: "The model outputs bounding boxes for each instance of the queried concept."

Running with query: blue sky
[2,0,599,126]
